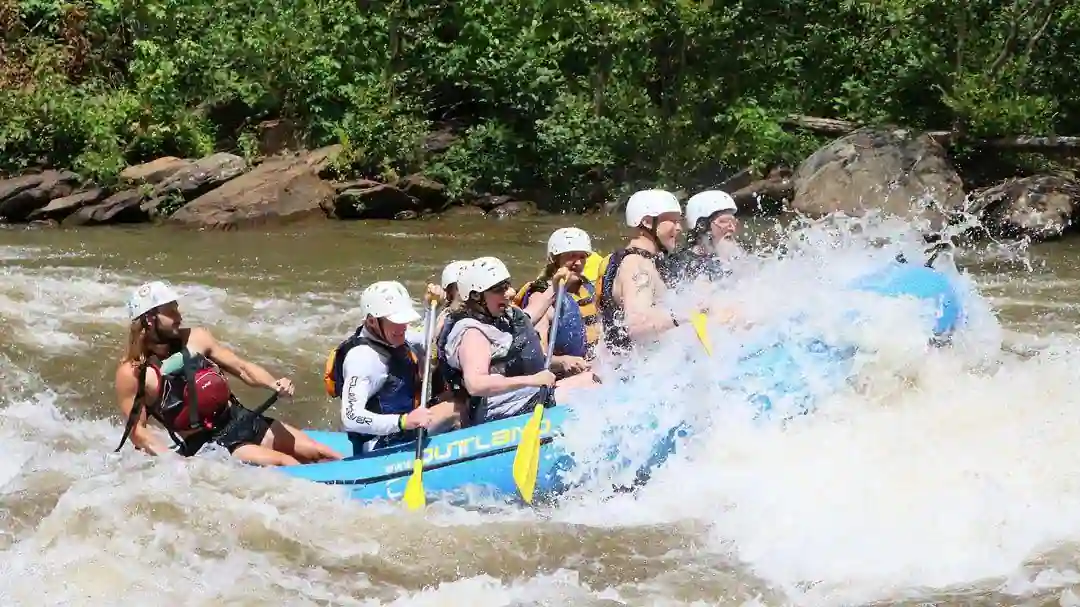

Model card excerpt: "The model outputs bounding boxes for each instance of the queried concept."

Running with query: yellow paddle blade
[402,458,426,511]
[690,311,712,356]
[512,402,545,504]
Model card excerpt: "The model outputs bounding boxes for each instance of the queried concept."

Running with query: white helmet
[625,189,681,228]
[360,281,421,324]
[547,227,593,257]
[127,281,180,320]
[685,190,738,229]
[440,260,469,289]
[458,256,511,297]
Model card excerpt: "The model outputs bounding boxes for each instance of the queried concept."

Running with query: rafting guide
[113,281,342,465]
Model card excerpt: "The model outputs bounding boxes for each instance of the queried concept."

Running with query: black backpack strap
[331,327,368,397]
[114,362,150,453]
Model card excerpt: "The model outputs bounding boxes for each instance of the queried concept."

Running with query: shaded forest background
[1,0,1076,211]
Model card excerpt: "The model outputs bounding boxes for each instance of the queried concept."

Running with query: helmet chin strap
[467,291,502,320]
[644,217,669,255]
[367,318,395,347]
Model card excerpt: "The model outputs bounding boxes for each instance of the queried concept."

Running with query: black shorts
[176,403,275,457]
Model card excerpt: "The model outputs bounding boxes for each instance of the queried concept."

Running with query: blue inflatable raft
[278,260,967,505]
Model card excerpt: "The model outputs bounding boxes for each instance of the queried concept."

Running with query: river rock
[792,128,965,225]
[27,187,107,222]
[62,189,147,226]
[327,183,420,220]
[168,146,340,229]
[0,170,81,222]
[256,119,305,156]
[332,179,382,193]
[154,152,248,201]
[423,123,461,157]
[119,157,193,187]
[472,194,513,212]
[965,175,1080,242]
[397,174,449,211]
[443,204,487,217]
[488,200,537,219]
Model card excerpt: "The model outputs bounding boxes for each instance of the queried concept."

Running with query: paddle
[166,390,281,457]
[251,391,281,417]
[403,299,439,511]
[513,278,566,504]
[689,311,712,356]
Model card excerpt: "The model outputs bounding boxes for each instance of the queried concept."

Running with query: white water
[2,216,1080,606]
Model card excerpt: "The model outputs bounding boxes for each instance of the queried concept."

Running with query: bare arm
[522,287,556,325]
[459,329,543,397]
[114,363,170,455]
[616,256,679,341]
[194,327,278,390]
[522,269,572,324]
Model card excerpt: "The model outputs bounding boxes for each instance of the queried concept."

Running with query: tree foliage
[1,0,1077,208]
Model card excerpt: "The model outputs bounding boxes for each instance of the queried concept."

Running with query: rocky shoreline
[1,126,1077,242]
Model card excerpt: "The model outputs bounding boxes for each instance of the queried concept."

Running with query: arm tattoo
[631,269,652,294]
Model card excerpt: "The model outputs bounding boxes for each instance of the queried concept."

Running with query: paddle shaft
[251,391,281,417]
[544,281,567,367]
[511,280,566,504]
[413,300,439,461]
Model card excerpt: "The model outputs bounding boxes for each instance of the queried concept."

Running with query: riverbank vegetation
[1,0,1077,211]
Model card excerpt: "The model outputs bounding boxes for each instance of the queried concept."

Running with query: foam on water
[3,216,1080,605]
[536,216,1080,606]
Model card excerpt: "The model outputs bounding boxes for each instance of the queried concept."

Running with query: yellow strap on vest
[582,252,605,284]
[592,253,613,303]
[513,280,538,308]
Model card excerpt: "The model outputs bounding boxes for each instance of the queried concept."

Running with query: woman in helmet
[114,281,343,466]
[433,259,469,340]
[513,227,599,376]
[665,190,745,285]
[437,257,597,424]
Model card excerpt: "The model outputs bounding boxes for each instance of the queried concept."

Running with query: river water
[3,212,1080,606]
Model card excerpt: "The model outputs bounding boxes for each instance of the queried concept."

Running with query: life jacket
[113,347,236,453]
[662,247,731,284]
[150,351,233,432]
[513,278,600,358]
[596,246,663,354]
[582,252,605,284]
[324,327,422,416]
[436,306,548,406]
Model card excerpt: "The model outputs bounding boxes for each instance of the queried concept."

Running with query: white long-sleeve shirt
[339,328,428,436]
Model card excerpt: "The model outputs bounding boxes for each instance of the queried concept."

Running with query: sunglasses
[485,280,512,294]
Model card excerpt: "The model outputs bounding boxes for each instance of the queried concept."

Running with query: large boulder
[168,146,340,229]
[0,170,81,221]
[792,128,965,227]
[62,189,147,226]
[28,188,107,222]
[119,157,194,187]
[325,183,420,220]
[396,174,450,212]
[965,175,1080,242]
